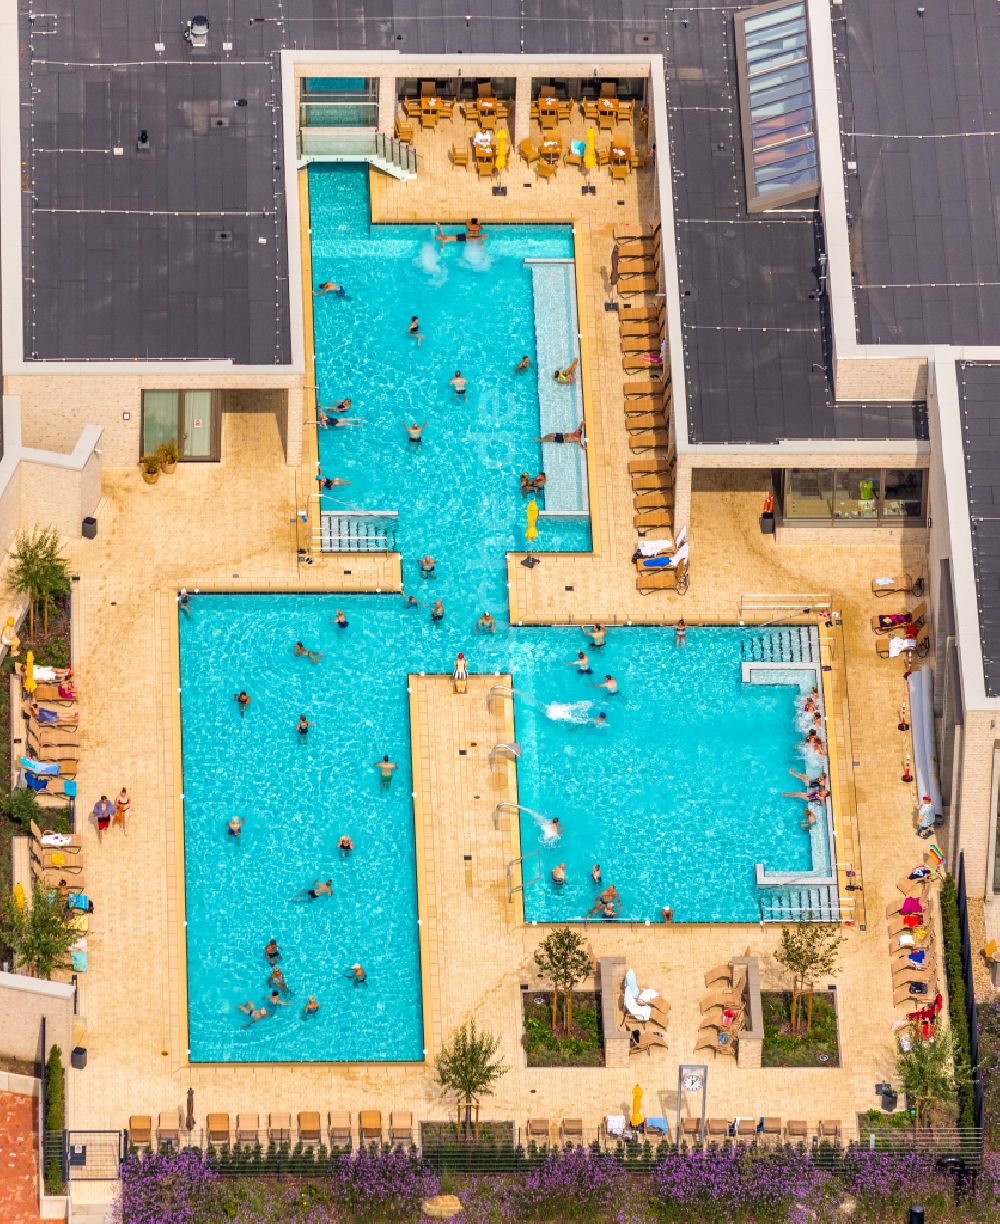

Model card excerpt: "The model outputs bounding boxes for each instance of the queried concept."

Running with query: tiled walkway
[0,1094,43,1224]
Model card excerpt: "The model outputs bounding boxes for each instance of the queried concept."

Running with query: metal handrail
[487,684,514,711]
[489,743,521,770]
[506,849,541,898]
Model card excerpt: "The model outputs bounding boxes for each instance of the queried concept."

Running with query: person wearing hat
[476,611,496,634]
[916,795,937,839]
[452,653,468,694]
[178,589,192,617]
[346,963,367,986]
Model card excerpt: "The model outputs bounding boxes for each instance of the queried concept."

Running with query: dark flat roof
[834,0,1000,346]
[958,362,1000,697]
[665,5,926,444]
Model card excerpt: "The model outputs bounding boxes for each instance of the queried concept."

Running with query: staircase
[740,625,816,664]
[299,131,418,180]
[759,882,840,923]
[318,511,397,553]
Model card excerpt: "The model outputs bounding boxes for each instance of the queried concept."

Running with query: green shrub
[43,1046,64,1195]
[939,875,974,1128]
[0,788,43,834]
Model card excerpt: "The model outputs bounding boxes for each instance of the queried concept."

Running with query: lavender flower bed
[116,1144,1000,1224]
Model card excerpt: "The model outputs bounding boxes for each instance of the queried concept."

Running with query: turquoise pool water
[176,167,822,1062]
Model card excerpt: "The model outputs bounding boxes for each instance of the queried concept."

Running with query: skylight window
[735,0,819,212]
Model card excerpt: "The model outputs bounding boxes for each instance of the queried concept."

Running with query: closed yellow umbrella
[13,883,26,912]
[630,1084,644,1129]
[496,127,508,170]
[584,127,597,171]
[24,650,36,695]
[526,497,539,543]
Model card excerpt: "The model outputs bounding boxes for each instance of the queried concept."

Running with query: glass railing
[300,99,378,128]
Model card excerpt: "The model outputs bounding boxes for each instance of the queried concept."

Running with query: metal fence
[956,852,986,1133]
[65,1130,126,1181]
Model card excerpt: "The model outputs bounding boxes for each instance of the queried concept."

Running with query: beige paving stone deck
[46,139,940,1149]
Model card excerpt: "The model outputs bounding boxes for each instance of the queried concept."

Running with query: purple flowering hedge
[979,995,1000,1149]
[116,1143,1000,1223]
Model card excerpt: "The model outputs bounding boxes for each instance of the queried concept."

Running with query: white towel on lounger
[888,636,916,658]
[607,1115,625,1136]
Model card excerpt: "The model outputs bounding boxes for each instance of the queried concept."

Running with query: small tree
[436,1020,508,1141]
[896,1023,968,1128]
[8,526,70,636]
[0,787,44,834]
[0,880,78,979]
[774,920,844,1034]
[44,1045,65,1194]
[534,927,592,1035]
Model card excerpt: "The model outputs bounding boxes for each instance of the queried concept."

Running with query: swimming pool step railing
[317,510,398,553]
[758,884,849,924]
[298,130,418,179]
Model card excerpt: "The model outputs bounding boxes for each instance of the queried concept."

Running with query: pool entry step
[740,626,815,664]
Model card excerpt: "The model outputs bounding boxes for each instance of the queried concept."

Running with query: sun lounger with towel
[605,1114,626,1137]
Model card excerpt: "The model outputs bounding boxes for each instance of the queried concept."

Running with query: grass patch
[762,990,840,1068]
[522,990,604,1068]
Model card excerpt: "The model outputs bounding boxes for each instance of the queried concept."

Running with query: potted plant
[140,454,161,485]
[156,441,180,474]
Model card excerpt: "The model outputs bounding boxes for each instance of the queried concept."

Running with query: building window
[141,391,220,462]
[782,469,925,525]
[735,0,819,212]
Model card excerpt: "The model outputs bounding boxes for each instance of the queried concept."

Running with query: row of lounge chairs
[678,1117,843,1145]
[129,1110,412,1150]
[888,874,943,1031]
[693,962,747,1058]
[872,599,931,659]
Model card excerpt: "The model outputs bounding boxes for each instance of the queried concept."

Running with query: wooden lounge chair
[389,1111,413,1145]
[784,1119,808,1141]
[28,721,80,747]
[32,847,83,874]
[630,431,671,453]
[620,322,662,341]
[450,144,469,167]
[888,914,931,938]
[268,1112,291,1143]
[536,160,557,180]
[563,150,583,167]
[628,414,667,434]
[896,872,934,895]
[872,573,922,598]
[638,564,687,594]
[27,745,78,771]
[887,896,925,919]
[129,1116,152,1149]
[299,1112,322,1144]
[614,222,659,241]
[328,1110,352,1147]
[618,275,659,295]
[871,601,926,635]
[519,137,539,164]
[706,1118,730,1139]
[630,1029,668,1054]
[817,1120,842,1143]
[30,857,85,892]
[693,1034,731,1057]
[625,397,666,417]
[704,963,734,989]
[623,378,664,397]
[621,333,663,352]
[616,235,660,259]
[476,160,495,178]
[628,455,674,474]
[394,118,414,142]
[157,1112,180,1148]
[561,1117,584,1143]
[359,1110,382,1143]
[526,1118,551,1144]
[617,254,660,279]
[611,162,629,180]
[30,820,82,852]
[681,1116,704,1143]
[236,1114,259,1145]
[635,512,674,534]
[617,300,663,322]
[207,1113,230,1145]
[635,491,673,512]
[32,684,76,703]
[760,1117,782,1145]
[894,981,938,1008]
[700,985,742,1012]
[875,625,929,659]
[624,356,665,375]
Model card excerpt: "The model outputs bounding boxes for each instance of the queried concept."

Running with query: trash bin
[71,1046,88,1070]
[759,512,775,535]
[82,517,97,540]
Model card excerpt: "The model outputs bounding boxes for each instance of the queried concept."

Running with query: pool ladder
[493,801,549,831]
[487,684,514,712]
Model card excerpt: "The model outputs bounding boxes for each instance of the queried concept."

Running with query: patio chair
[394,118,414,143]
[632,469,672,489]
[526,1118,551,1145]
[875,625,929,659]
[359,1110,382,1143]
[389,1111,413,1145]
[817,1120,842,1143]
[129,1116,152,1149]
[705,1118,730,1139]
[870,601,925,635]
[561,1118,584,1144]
[630,430,671,454]
[611,162,629,181]
[637,564,687,594]
[680,1117,704,1143]
[450,144,469,168]
[207,1113,230,1145]
[519,137,539,164]
[628,455,674,474]
[32,847,83,874]
[630,1030,668,1055]
[157,1112,180,1148]
[536,160,557,181]
[328,1111,352,1147]
[624,377,664,397]
[563,149,583,166]
[896,872,933,895]
[886,895,925,918]
[618,274,659,295]
[784,1120,809,1142]
[236,1114,259,1146]
[618,299,664,322]
[760,1118,782,1145]
[30,820,83,852]
[632,445,671,467]
[268,1112,291,1144]
[299,1112,322,1145]
[894,980,938,1008]
[476,159,495,178]
[477,81,494,99]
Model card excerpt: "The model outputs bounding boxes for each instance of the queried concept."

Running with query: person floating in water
[375,755,398,788]
[178,588,192,617]
[238,1000,271,1028]
[407,316,425,346]
[293,877,332,902]
[325,397,352,414]
[294,641,322,664]
[536,420,585,450]
[476,611,496,634]
[402,419,427,443]
[515,355,531,374]
[582,623,607,647]
[593,674,618,696]
[315,282,346,297]
[346,963,368,985]
[234,690,251,716]
[296,713,311,736]
[227,815,245,839]
[337,834,354,855]
[564,650,592,675]
[554,358,579,385]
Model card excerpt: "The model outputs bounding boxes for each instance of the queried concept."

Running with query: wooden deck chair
[760,1118,782,1145]
[27,745,78,771]
[129,1116,152,1149]
[634,512,674,533]
[630,430,671,452]
[564,149,583,166]
[705,1118,730,1140]
[394,118,414,142]
[623,378,664,397]
[611,161,629,180]
[28,721,80,747]
[700,986,742,1012]
[784,1119,809,1142]
[871,601,926,635]
[268,1112,291,1143]
[693,1034,723,1057]
[617,254,660,279]
[30,857,84,893]
[389,1111,413,1145]
[886,896,925,919]
[624,356,665,375]
[620,320,661,339]
[632,473,672,492]
[561,1118,584,1143]
[236,1114,259,1145]
[359,1111,382,1143]
[476,159,495,177]
[32,847,83,874]
[450,144,469,167]
[681,1116,704,1143]
[299,1112,322,1144]
[157,1112,180,1148]
[617,301,663,323]
[624,396,664,416]
[519,137,539,163]
[32,684,76,704]
[817,1120,842,1143]
[634,491,673,511]
[23,701,78,726]
[526,1118,551,1144]
[704,963,734,989]
[875,625,929,659]
[30,819,82,852]
[893,980,937,1008]
[637,564,687,594]
[628,455,674,474]
[896,872,933,895]
[328,1111,352,1147]
[614,222,660,241]
[628,414,668,433]
[207,1113,230,1144]
[630,1030,668,1054]
[618,275,659,295]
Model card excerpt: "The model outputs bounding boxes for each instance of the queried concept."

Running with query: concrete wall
[951,711,997,895]
[0,972,74,1065]
[19,452,101,538]
[833,355,929,404]
[5,373,302,468]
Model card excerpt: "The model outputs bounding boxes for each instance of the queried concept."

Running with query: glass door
[141,390,220,461]
[141,391,180,455]
[182,391,216,459]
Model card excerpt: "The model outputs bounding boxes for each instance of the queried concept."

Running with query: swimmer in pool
[303,995,320,1019]
[593,674,619,696]
[268,967,291,996]
[536,421,585,450]
[315,282,346,297]
[418,555,436,578]
[234,690,251,716]
[476,610,496,634]
[563,650,592,675]
[449,370,468,395]
[592,712,608,728]
[346,963,368,985]
[582,623,607,647]
[294,641,322,664]
[592,863,602,884]
[402,420,428,442]
[227,815,245,838]
[239,1001,271,1027]
[264,939,281,965]
[586,885,619,917]
[551,863,566,884]
[407,316,425,346]
[293,878,332,902]
[338,835,354,854]
[801,807,816,829]
[554,358,579,385]
[334,609,349,628]
[515,355,531,374]
[296,714,311,736]
[543,816,562,841]
[675,619,687,647]
[375,755,398,788]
